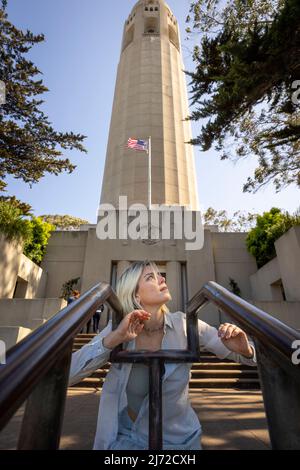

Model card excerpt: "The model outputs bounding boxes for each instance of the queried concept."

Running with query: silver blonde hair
[116,260,169,316]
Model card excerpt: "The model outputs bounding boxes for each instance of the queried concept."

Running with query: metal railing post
[255,339,300,450]
[148,359,164,450]
[17,342,73,449]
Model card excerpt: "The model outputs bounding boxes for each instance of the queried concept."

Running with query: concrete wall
[212,232,258,300]
[41,231,88,298]
[0,234,23,298]
[0,235,46,299]
[18,254,46,298]
[211,232,257,325]
[250,226,300,302]
[0,326,32,351]
[0,298,66,329]
[250,257,281,301]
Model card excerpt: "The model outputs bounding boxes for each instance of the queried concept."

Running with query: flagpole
[148,136,152,210]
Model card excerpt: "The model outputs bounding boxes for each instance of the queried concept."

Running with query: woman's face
[135,265,171,309]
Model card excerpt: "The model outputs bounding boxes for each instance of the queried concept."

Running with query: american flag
[126,138,148,152]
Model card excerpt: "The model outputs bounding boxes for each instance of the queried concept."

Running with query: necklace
[143,322,164,334]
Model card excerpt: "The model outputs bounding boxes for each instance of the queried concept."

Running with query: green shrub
[246,208,300,268]
[0,200,55,265]
[23,217,55,265]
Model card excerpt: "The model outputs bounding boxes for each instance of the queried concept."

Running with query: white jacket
[68,311,257,450]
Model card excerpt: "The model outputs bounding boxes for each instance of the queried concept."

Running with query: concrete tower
[100,0,199,210]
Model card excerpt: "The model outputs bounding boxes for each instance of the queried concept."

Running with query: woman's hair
[116,260,169,316]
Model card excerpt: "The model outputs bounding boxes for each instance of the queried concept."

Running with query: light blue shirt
[68,311,257,450]
[126,363,149,416]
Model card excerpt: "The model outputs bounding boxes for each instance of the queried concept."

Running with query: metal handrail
[1,279,300,450]
[186,281,300,364]
[186,281,300,450]
[0,282,123,449]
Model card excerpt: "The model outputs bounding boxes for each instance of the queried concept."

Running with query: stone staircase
[71,333,260,390]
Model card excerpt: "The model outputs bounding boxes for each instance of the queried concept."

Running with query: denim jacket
[68,311,257,450]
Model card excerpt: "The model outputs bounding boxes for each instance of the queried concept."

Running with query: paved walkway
[0,388,270,450]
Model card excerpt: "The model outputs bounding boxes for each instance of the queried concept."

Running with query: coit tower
[100,0,199,210]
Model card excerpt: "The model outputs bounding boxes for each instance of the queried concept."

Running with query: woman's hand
[116,310,151,342]
[218,323,254,358]
[103,310,151,349]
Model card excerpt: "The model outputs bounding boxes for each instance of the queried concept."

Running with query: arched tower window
[144,0,160,35]
[169,25,179,50]
[144,17,159,35]
[123,24,135,51]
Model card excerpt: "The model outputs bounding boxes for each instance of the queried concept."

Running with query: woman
[69,260,256,450]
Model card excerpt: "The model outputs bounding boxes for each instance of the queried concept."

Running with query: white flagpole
[148,136,152,210]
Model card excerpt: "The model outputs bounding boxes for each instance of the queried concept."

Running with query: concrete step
[88,368,258,379]
[70,365,260,390]
[189,378,260,389]
[77,334,96,337]
[70,334,260,390]
[72,377,260,390]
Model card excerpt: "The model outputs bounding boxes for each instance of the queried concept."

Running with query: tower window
[123,24,135,51]
[144,17,159,35]
[169,25,179,50]
[145,7,148,10]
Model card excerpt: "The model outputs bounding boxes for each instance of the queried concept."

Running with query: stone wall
[0,235,46,299]
[0,298,66,329]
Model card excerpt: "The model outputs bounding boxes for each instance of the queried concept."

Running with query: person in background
[67,289,80,305]
[93,304,104,334]
[67,290,84,332]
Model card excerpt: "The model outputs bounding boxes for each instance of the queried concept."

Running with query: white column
[117,261,131,281]
[166,261,182,312]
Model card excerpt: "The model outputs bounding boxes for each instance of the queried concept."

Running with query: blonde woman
[69,260,256,450]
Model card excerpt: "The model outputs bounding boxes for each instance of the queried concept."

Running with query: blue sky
[4,0,299,222]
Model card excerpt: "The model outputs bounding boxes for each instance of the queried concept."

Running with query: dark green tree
[0,199,31,242]
[0,195,32,215]
[0,1,87,192]
[186,0,300,192]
